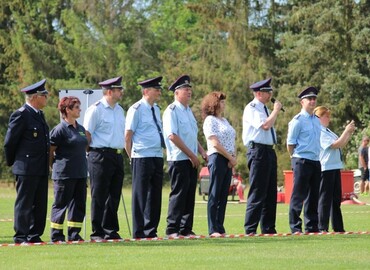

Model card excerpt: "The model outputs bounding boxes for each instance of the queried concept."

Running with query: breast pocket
[301,125,312,140]
[179,118,190,134]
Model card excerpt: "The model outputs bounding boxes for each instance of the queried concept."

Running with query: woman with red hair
[49,96,89,242]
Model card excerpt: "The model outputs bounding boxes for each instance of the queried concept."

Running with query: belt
[248,141,274,149]
[89,147,123,154]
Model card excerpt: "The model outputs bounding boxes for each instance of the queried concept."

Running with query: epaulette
[249,103,256,108]
[154,103,161,110]
[18,107,25,112]
[94,101,101,106]
[169,104,176,110]
[293,114,301,120]
[133,101,141,110]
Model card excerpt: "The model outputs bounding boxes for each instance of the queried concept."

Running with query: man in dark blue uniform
[242,78,283,234]
[4,79,50,244]
[125,76,165,238]
[287,87,321,233]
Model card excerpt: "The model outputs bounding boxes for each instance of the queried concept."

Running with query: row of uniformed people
[4,75,353,244]
[3,75,208,243]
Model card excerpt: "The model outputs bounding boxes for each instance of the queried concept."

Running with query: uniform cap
[21,79,48,95]
[98,76,123,89]
[250,78,272,92]
[168,75,191,91]
[138,76,163,89]
[298,86,319,99]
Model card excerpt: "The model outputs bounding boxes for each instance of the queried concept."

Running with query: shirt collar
[300,109,314,118]
[141,97,153,109]
[174,100,188,111]
[101,97,118,109]
[26,102,39,113]
[61,119,76,128]
[252,98,265,110]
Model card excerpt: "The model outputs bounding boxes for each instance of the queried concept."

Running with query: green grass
[1,183,370,269]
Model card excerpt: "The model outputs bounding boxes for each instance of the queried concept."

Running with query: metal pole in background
[83,216,87,240]
[121,193,132,237]
[82,89,93,241]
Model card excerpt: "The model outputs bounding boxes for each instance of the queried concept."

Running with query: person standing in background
[201,91,236,237]
[125,76,165,239]
[231,169,246,203]
[287,87,321,233]
[84,76,125,241]
[358,136,369,195]
[49,96,89,242]
[314,106,355,233]
[242,78,282,234]
[163,75,207,238]
[4,79,50,244]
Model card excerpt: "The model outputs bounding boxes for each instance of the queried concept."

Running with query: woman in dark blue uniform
[49,96,89,242]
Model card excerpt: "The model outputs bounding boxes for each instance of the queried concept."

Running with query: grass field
[0,183,369,269]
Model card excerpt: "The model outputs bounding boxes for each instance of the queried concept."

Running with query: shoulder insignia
[18,107,25,112]
[133,101,141,110]
[94,101,101,106]
[293,114,301,120]
[169,104,176,110]
[250,103,256,108]
[154,103,161,110]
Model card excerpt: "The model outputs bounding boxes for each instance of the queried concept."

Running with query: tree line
[1,0,369,185]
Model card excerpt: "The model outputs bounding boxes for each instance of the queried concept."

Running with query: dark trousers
[166,160,197,235]
[50,178,87,241]
[244,147,277,234]
[14,175,48,243]
[318,169,344,232]
[289,158,321,233]
[207,153,232,235]
[88,150,124,238]
[131,157,163,238]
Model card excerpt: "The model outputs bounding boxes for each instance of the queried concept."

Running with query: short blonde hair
[314,106,330,118]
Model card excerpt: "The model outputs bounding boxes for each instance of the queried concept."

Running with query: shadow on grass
[88,234,367,247]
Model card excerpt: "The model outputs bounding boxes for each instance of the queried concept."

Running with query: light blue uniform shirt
[242,98,276,146]
[287,109,321,161]
[163,100,198,161]
[125,98,163,158]
[83,97,125,149]
[319,126,343,171]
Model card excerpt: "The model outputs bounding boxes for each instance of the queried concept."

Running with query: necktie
[151,107,166,149]
[264,105,277,144]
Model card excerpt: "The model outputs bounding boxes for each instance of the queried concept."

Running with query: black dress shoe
[104,233,122,240]
[262,229,277,234]
[52,237,66,242]
[90,236,104,241]
[28,236,44,243]
[179,230,196,237]
[68,235,84,241]
[14,238,27,244]
[146,234,158,238]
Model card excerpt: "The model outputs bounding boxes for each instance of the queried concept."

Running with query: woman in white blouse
[201,92,236,237]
